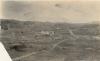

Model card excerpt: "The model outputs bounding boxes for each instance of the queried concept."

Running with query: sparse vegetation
[1,19,100,61]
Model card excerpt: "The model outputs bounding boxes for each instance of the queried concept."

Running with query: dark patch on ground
[1,19,100,61]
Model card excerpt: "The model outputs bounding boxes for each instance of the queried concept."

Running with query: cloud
[2,1,100,23]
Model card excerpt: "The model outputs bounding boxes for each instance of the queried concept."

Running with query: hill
[1,19,100,61]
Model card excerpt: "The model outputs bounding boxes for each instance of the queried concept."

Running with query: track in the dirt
[1,19,100,61]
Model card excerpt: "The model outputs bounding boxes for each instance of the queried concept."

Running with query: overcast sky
[2,1,100,23]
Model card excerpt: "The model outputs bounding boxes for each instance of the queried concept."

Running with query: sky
[1,0,100,23]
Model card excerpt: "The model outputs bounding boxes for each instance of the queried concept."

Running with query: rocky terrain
[1,19,100,61]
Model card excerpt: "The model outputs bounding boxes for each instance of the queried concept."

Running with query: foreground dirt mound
[1,19,100,61]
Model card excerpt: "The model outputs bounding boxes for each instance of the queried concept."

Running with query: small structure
[39,31,55,36]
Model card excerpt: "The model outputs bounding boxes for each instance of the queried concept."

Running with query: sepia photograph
[0,0,100,61]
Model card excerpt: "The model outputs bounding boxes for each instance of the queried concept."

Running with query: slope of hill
[1,19,100,61]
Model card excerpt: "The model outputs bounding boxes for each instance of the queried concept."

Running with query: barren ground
[1,19,100,61]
